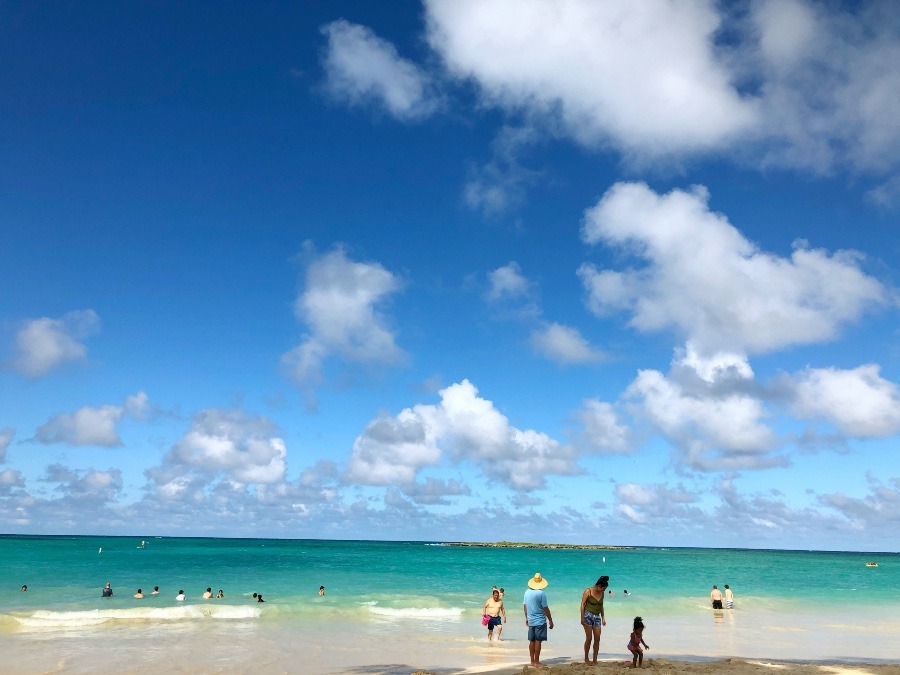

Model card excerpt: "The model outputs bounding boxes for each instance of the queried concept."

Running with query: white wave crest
[15,605,261,628]
[368,606,464,619]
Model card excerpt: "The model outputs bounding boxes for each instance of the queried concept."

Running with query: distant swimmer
[134,588,144,599]
[176,590,185,602]
[21,585,27,592]
[138,540,146,548]
[257,594,265,603]
[710,585,723,609]
[151,586,159,595]
[252,592,258,599]
[319,586,325,596]
[102,582,113,597]
[216,589,224,598]
[623,589,629,595]
[724,584,734,609]
[203,587,213,599]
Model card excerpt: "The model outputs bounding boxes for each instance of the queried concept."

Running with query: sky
[1,0,899,551]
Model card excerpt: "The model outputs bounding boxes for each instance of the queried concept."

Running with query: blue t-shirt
[523,588,548,625]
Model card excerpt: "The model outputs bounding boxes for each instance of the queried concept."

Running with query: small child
[627,616,650,668]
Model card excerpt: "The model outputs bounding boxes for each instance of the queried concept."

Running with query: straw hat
[527,572,548,589]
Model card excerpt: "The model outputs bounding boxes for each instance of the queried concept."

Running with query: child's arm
[641,637,649,648]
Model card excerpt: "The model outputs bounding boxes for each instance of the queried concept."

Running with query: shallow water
[1,536,897,673]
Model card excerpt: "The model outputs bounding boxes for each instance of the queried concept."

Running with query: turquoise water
[1,536,898,672]
[1,536,895,620]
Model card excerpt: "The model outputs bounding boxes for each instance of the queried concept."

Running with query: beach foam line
[368,606,464,619]
[12,605,261,628]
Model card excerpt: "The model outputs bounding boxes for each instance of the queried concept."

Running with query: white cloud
[788,365,900,438]
[614,482,700,526]
[571,400,630,454]
[625,349,781,472]
[150,410,288,488]
[421,0,900,180]
[402,477,471,505]
[8,309,99,378]
[34,391,149,447]
[750,0,900,174]
[0,427,13,463]
[579,182,887,356]
[345,409,441,485]
[346,379,579,490]
[282,247,405,393]
[464,125,542,215]
[320,19,440,121]
[43,464,124,503]
[486,261,530,302]
[425,0,757,160]
[0,468,24,488]
[531,322,605,365]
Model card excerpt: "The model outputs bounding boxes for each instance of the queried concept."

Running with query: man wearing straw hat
[523,572,554,667]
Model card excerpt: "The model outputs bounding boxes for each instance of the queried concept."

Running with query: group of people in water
[709,584,735,609]
[482,574,734,668]
[96,582,266,602]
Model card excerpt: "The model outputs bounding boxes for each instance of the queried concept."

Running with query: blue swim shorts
[583,611,603,627]
[527,623,548,642]
[487,615,502,629]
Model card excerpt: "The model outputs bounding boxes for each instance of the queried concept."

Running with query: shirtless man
[483,588,506,640]
[710,585,723,609]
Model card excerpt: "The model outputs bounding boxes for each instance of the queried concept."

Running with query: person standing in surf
[482,588,506,641]
[523,573,554,668]
[580,575,608,664]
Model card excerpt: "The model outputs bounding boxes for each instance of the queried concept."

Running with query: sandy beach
[415,659,900,675]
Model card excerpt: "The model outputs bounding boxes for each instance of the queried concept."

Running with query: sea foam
[14,605,261,628]
[367,606,464,619]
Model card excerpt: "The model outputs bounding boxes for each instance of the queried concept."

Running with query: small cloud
[625,348,783,471]
[786,364,900,438]
[402,477,471,505]
[320,19,440,121]
[464,126,542,216]
[41,464,124,504]
[346,379,580,491]
[570,400,631,454]
[510,493,544,508]
[865,175,900,209]
[8,310,99,378]
[485,262,530,302]
[281,246,405,404]
[0,428,13,463]
[148,409,288,488]
[34,391,150,447]
[531,322,605,365]
[0,468,24,489]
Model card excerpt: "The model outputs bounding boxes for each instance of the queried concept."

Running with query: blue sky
[2,1,899,550]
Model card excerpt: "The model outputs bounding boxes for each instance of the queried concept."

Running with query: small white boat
[865,561,878,567]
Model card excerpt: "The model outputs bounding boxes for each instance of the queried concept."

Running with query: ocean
[1,536,897,673]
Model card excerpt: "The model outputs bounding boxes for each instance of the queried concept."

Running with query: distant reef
[441,541,635,550]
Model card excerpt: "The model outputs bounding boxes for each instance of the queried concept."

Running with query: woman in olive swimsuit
[580,575,609,664]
